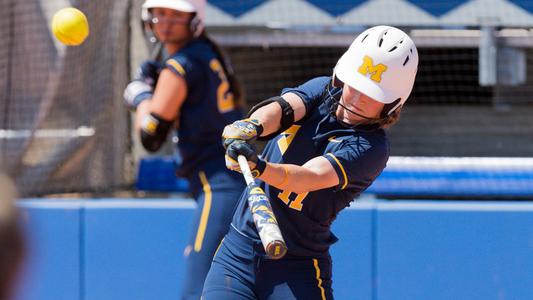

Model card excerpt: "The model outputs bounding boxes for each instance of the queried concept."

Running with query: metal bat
[238,155,287,259]
[149,41,163,61]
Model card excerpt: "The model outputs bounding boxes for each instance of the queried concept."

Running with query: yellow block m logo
[358,55,388,82]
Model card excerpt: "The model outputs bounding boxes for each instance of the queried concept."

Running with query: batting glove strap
[252,158,267,178]
[225,141,266,178]
[123,80,153,110]
[247,119,264,136]
[225,155,266,178]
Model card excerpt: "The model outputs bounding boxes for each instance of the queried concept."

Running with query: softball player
[123,1,246,298]
[0,174,24,300]
[202,26,419,299]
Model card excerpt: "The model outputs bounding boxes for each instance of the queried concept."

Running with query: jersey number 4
[209,59,235,113]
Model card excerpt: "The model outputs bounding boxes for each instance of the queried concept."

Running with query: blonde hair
[380,108,402,129]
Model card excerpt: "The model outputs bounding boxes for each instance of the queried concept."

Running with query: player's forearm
[248,102,283,137]
[249,93,306,137]
[134,100,152,132]
[260,162,331,194]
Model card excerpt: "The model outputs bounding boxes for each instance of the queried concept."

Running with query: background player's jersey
[232,76,389,257]
[164,37,243,177]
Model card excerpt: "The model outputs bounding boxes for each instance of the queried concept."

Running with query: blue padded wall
[15,201,82,300]
[15,199,533,300]
[330,204,374,300]
[83,200,195,300]
[375,202,533,300]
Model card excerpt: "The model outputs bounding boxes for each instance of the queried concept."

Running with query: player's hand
[135,60,163,87]
[222,119,264,150]
[123,80,154,110]
[123,60,162,110]
[225,141,266,178]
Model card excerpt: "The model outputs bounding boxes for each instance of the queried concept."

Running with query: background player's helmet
[333,25,418,116]
[142,0,206,38]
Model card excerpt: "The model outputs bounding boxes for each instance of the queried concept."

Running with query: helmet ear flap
[141,6,151,22]
[332,73,344,88]
[381,98,402,118]
[141,10,158,43]
[189,14,201,37]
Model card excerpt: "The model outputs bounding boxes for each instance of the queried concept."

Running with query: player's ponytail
[379,108,402,129]
[201,32,245,108]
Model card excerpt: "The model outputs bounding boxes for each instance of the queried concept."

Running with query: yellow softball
[51,7,89,46]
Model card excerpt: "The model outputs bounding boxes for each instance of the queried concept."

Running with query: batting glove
[135,60,163,86]
[123,60,163,110]
[222,119,264,150]
[226,141,266,178]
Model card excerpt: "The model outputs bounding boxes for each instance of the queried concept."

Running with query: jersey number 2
[209,59,235,113]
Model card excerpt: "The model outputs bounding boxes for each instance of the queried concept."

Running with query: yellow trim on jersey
[213,238,224,258]
[313,258,326,300]
[167,59,186,76]
[328,136,341,143]
[326,153,348,190]
[194,171,212,252]
[277,125,301,156]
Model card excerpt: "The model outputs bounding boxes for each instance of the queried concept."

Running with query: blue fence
[138,156,533,198]
[14,199,533,300]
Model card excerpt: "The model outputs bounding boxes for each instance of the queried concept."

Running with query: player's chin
[157,32,187,43]
[335,110,352,124]
[156,34,171,43]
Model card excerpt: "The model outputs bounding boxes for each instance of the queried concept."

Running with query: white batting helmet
[334,25,418,114]
[142,0,205,37]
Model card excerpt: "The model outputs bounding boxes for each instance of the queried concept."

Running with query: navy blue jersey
[164,37,243,176]
[232,76,389,257]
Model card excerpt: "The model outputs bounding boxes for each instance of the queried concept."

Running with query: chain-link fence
[0,0,132,196]
[4,0,533,196]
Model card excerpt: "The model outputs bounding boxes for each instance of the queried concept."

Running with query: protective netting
[132,40,533,198]
[222,45,533,157]
[0,0,131,196]
[4,0,533,197]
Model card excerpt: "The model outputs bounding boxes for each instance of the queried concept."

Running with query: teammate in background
[123,0,246,298]
[0,174,25,300]
[202,25,418,299]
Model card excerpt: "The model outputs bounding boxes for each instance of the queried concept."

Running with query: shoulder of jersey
[182,38,211,56]
[305,76,331,91]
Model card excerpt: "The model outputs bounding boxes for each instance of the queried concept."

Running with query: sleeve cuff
[281,90,310,116]
[165,59,186,77]
[325,153,348,190]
